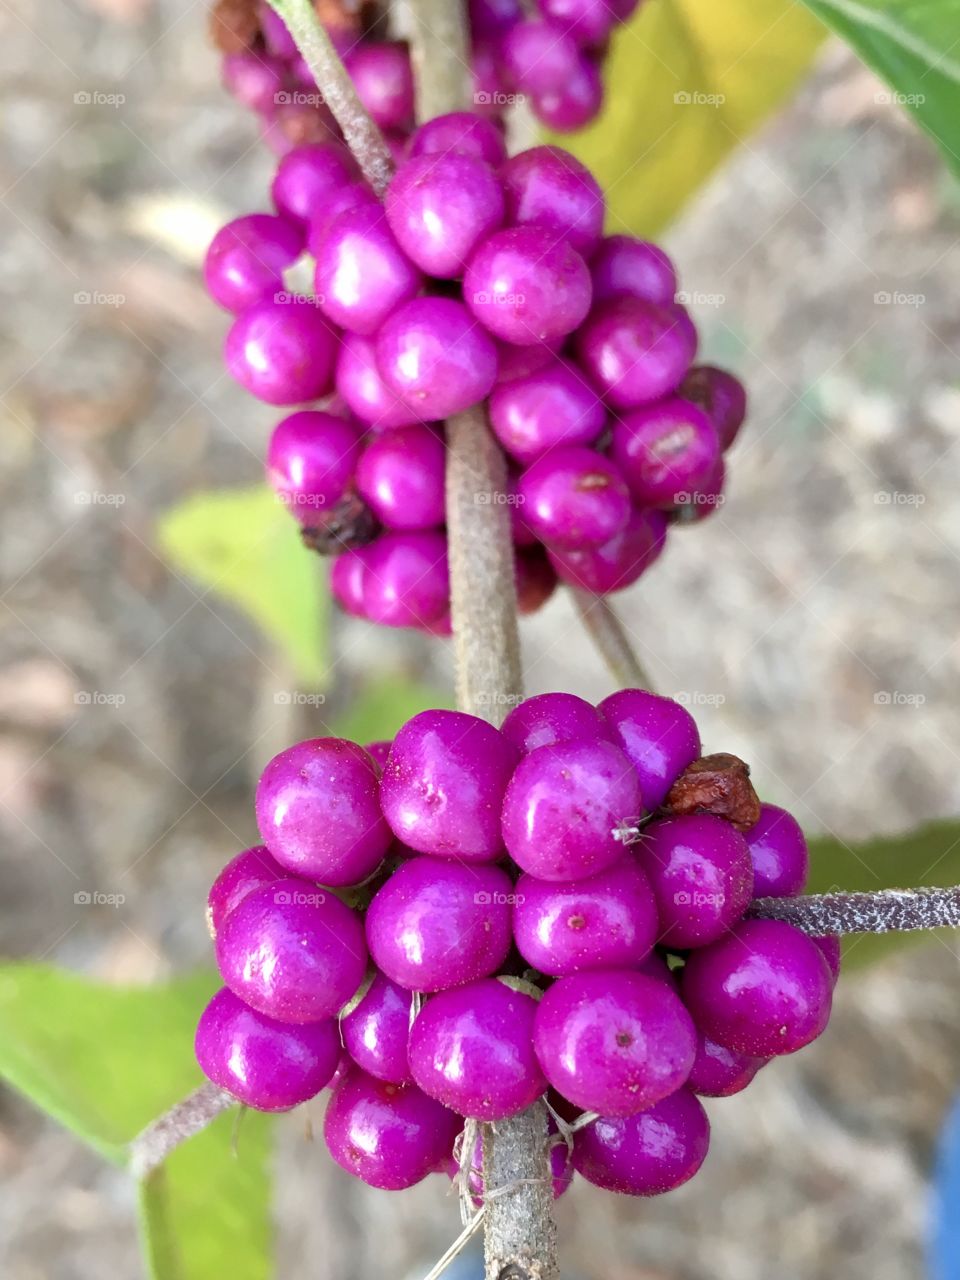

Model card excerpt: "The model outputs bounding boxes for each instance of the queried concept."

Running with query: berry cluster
[205,119,745,631]
[196,689,838,1197]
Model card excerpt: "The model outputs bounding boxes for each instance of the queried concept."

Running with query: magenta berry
[196,987,340,1112]
[536,0,617,45]
[313,204,422,336]
[501,691,610,755]
[206,845,289,939]
[599,689,701,810]
[224,296,337,406]
[513,857,659,976]
[204,213,304,314]
[305,183,380,255]
[813,935,842,985]
[344,42,414,133]
[381,710,518,860]
[360,531,450,629]
[409,978,546,1121]
[576,298,695,408]
[408,111,507,167]
[745,803,809,898]
[516,447,631,550]
[216,880,367,1023]
[682,918,834,1057]
[548,506,667,595]
[642,814,754,948]
[489,358,605,464]
[222,52,285,113]
[270,144,358,226]
[255,738,391,885]
[340,972,414,1085]
[330,548,368,617]
[501,738,642,880]
[687,1035,766,1098]
[680,365,748,451]
[532,57,603,131]
[591,236,678,307]
[515,546,559,614]
[500,19,581,96]
[500,145,605,258]
[336,331,421,429]
[612,396,721,507]
[573,1089,710,1196]
[266,410,362,527]
[355,424,445,531]
[366,856,514,992]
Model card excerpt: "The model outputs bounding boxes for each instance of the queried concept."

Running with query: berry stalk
[751,886,960,934]
[131,1082,235,1180]
[569,588,652,690]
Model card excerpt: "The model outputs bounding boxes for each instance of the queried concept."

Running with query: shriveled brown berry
[300,497,380,555]
[661,753,761,831]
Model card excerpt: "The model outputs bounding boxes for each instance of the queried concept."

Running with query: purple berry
[598,690,701,811]
[344,42,414,133]
[222,52,285,113]
[305,183,380,255]
[576,298,695,408]
[813,935,842,985]
[471,40,511,116]
[336,331,421,429]
[270,144,358,226]
[408,111,507,167]
[500,145,605,258]
[515,546,558,614]
[375,297,498,419]
[532,56,603,131]
[381,710,519,860]
[534,969,697,1115]
[500,19,581,95]
[408,979,546,1120]
[364,740,393,769]
[331,548,368,617]
[224,296,337,406]
[341,972,414,1084]
[573,1090,710,1196]
[536,0,617,45]
[513,856,658,975]
[324,1069,460,1189]
[494,337,563,384]
[642,814,754,948]
[591,236,678,307]
[266,410,362,527]
[548,506,667,594]
[612,397,721,507]
[313,204,422,336]
[255,738,391,885]
[489,358,605,464]
[745,803,809,898]
[360,531,451,628]
[501,738,642,881]
[216,880,367,1023]
[366,856,514,991]
[204,214,304,314]
[682,919,834,1057]
[470,0,522,36]
[196,987,340,1111]
[355,424,445,531]
[501,691,610,755]
[517,447,631,550]
[687,1034,766,1098]
[680,365,748,451]
[386,152,505,277]
[206,845,289,939]
[465,226,592,346]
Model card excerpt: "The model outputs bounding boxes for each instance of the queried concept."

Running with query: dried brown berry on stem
[661,752,761,831]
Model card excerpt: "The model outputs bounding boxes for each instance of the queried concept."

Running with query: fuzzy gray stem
[751,886,960,934]
[265,0,394,195]
[569,588,652,690]
[129,1082,235,1180]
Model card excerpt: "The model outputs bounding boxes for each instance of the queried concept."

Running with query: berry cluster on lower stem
[195,689,839,1198]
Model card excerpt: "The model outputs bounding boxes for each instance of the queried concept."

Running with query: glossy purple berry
[224,296,337,406]
[642,814,754,948]
[598,689,701,811]
[355,424,445,530]
[465,227,592,346]
[216,880,367,1023]
[336,331,421,429]
[813,935,842,986]
[255,738,391,885]
[517,447,631,550]
[222,52,285,113]
[341,972,414,1085]
[206,845,289,939]
[381,710,519,860]
[375,297,498,419]
[266,410,362,527]
[495,337,562,383]
[344,42,414,133]
[196,987,340,1111]
[680,365,748,451]
[408,111,507,167]
[612,397,721,507]
[204,214,304,314]
[313,204,422,336]
[687,1034,766,1098]
[534,969,697,1115]
[591,236,678,307]
[409,979,546,1121]
[576,298,695,408]
[500,146,604,258]
[501,691,610,755]
[324,1069,460,1189]
[500,19,581,95]
[360,531,450,628]
[363,740,393,769]
[386,152,505,277]
[270,144,358,226]
[331,548,368,617]
[470,0,522,36]
[745,803,809,898]
[536,0,617,45]
[548,506,667,595]
[501,738,642,881]
[513,856,658,975]
[366,856,514,991]
[305,183,380,255]
[682,919,834,1057]
[531,56,603,131]
[488,358,605,465]
[573,1089,710,1196]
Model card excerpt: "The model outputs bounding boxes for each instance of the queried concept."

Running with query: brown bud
[661,753,761,831]
[209,0,262,53]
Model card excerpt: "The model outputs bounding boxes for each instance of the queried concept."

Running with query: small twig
[751,886,960,935]
[265,0,394,195]
[569,588,653,690]
[129,1082,235,1180]
[419,1209,486,1280]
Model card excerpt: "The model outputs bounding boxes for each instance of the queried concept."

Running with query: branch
[568,588,652,690]
[129,1082,235,1180]
[265,0,394,195]
[750,886,960,935]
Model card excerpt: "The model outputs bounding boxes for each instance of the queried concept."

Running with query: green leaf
[806,819,960,966]
[0,965,274,1280]
[332,673,453,744]
[157,486,328,687]
[552,0,826,236]
[801,0,960,176]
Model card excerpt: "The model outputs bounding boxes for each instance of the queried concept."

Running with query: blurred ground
[1,2,960,1278]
